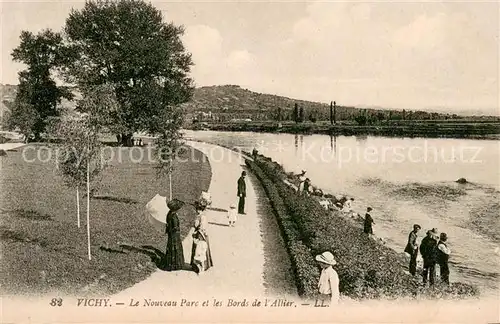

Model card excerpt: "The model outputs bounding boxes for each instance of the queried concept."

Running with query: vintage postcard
[1,0,499,323]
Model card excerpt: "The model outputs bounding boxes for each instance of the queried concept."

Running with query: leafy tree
[293,103,299,123]
[299,106,305,122]
[6,96,38,141]
[9,30,73,140]
[63,0,193,147]
[51,84,116,259]
[354,114,368,126]
[276,106,282,121]
[330,101,334,125]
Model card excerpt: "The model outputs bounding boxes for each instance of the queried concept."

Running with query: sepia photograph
[1,0,499,323]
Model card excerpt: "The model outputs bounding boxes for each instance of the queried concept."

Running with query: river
[184,130,500,296]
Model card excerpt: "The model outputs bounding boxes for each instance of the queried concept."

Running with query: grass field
[0,144,211,296]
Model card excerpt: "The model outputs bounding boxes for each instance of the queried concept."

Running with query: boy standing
[192,233,208,275]
[315,251,340,305]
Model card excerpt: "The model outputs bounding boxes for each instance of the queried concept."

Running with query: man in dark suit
[237,171,247,214]
[420,228,438,286]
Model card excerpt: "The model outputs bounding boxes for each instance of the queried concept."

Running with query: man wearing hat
[436,232,451,285]
[404,224,421,276]
[237,171,247,214]
[316,251,340,305]
[420,228,439,285]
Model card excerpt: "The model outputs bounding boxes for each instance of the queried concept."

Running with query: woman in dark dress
[164,199,185,271]
[363,207,375,235]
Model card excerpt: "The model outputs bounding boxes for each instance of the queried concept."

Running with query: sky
[1,0,499,113]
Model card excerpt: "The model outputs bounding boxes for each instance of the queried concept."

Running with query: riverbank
[245,152,479,300]
[189,120,500,140]
[184,138,480,299]
[0,144,211,296]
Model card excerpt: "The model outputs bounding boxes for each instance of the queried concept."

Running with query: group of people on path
[162,170,248,275]
[405,225,451,286]
[162,198,214,275]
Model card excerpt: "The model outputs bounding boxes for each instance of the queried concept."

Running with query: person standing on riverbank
[437,232,451,285]
[303,178,311,196]
[363,207,375,236]
[420,228,438,286]
[237,171,247,214]
[404,224,421,276]
[164,199,185,271]
[316,251,340,305]
[298,170,307,195]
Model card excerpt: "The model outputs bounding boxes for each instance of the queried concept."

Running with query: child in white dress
[227,204,237,227]
[192,233,208,275]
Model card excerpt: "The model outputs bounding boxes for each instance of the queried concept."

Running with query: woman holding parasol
[164,198,185,271]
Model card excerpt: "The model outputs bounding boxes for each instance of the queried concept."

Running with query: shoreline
[186,121,500,140]
[188,139,480,299]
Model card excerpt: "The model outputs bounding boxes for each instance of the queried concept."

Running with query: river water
[184,130,500,295]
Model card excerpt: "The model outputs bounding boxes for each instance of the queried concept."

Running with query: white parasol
[145,194,169,233]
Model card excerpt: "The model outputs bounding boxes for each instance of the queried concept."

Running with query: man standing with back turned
[237,171,247,215]
[420,228,438,286]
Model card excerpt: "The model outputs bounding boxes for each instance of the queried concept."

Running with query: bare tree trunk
[87,160,91,261]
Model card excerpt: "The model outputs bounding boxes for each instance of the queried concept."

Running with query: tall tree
[333,101,337,124]
[276,106,282,121]
[53,84,116,258]
[299,106,305,122]
[9,30,73,140]
[63,0,194,147]
[293,103,299,123]
[330,101,333,125]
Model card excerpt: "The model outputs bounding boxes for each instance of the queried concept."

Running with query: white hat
[315,251,337,266]
[230,204,236,208]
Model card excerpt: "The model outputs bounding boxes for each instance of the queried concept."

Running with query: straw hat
[230,204,236,209]
[315,251,337,266]
[167,198,185,212]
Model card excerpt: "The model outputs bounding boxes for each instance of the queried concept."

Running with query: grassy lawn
[0,143,211,296]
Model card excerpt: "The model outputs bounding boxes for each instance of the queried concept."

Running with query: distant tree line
[189,102,466,125]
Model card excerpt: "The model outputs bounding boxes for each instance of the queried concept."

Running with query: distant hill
[179,85,483,122]
[2,84,497,124]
